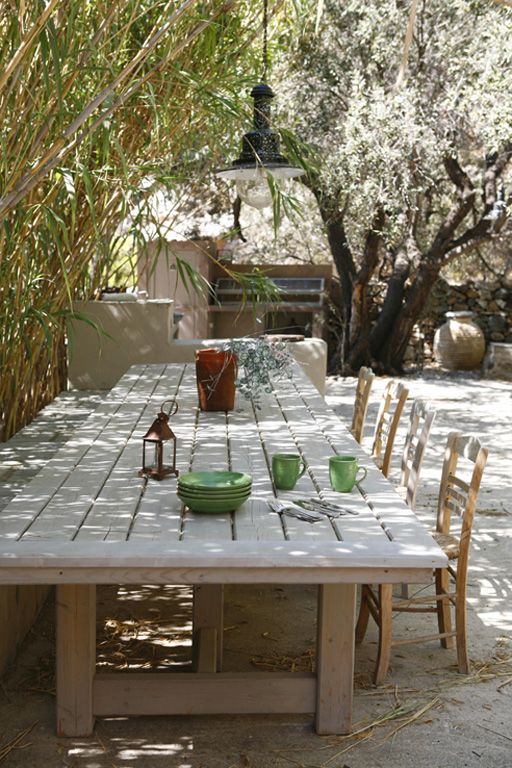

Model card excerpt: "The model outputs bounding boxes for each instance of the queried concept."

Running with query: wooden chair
[371,380,409,477]
[397,399,436,510]
[350,367,375,444]
[356,432,488,684]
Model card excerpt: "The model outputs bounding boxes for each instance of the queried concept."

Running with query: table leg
[315,583,356,735]
[193,585,224,672]
[56,584,96,737]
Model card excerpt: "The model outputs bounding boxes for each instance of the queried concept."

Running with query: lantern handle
[161,399,178,417]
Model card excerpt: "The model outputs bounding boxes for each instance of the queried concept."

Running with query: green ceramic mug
[272,453,306,491]
[329,455,367,493]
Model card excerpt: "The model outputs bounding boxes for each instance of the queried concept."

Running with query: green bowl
[177,489,251,501]
[178,492,250,514]
[177,483,251,497]
[178,471,252,491]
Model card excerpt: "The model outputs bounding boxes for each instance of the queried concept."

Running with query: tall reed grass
[0,0,267,440]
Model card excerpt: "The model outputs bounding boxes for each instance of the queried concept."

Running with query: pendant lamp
[216,0,305,209]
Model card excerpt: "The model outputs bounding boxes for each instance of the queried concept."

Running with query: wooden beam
[94,672,316,716]
[193,585,224,671]
[56,585,96,736]
[316,583,356,735]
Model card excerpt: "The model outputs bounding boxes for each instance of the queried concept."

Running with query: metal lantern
[215,0,304,209]
[138,399,179,480]
[216,83,305,209]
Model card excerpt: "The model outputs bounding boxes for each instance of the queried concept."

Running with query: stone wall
[405,278,512,367]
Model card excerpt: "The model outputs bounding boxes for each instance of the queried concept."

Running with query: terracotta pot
[195,348,237,411]
[433,311,485,370]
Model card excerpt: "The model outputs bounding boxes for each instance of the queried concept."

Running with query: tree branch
[430,155,475,254]
[483,141,512,208]
[347,206,385,364]
[233,196,247,242]
[445,190,512,259]
[395,0,419,88]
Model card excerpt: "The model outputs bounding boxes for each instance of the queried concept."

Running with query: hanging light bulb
[215,1,305,209]
[235,168,273,210]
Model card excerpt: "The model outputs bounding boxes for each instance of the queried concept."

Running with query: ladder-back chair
[398,399,436,510]
[356,431,488,684]
[350,367,375,444]
[371,380,409,477]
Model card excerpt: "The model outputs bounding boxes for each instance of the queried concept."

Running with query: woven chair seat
[431,531,460,560]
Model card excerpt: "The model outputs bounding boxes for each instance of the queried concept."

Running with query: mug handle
[298,459,307,479]
[356,466,368,484]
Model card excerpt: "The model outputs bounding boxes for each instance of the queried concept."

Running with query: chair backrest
[436,433,488,574]
[399,399,436,510]
[350,367,375,444]
[371,380,409,477]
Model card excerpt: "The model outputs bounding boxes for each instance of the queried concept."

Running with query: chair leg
[355,585,371,643]
[455,587,470,674]
[374,584,393,685]
[435,568,453,649]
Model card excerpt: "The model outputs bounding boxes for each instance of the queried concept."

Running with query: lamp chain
[263,0,269,82]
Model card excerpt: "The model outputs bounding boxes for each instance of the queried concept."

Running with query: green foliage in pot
[221,337,294,406]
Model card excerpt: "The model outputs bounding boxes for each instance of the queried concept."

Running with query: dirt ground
[0,371,511,768]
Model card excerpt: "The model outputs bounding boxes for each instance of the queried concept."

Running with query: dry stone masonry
[407,278,512,371]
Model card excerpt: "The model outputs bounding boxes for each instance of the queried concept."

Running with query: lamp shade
[216,83,304,208]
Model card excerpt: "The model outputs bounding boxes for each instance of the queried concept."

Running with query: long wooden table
[0,363,446,736]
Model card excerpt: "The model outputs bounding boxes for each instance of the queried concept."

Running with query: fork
[301,498,359,516]
[268,500,323,523]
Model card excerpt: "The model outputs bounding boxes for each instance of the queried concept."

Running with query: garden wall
[402,278,512,367]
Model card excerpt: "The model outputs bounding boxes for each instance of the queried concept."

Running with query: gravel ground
[0,371,510,768]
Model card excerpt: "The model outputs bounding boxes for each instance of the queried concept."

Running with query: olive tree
[280,0,512,371]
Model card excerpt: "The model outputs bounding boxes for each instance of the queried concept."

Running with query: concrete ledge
[67,300,175,390]
[68,328,328,396]
[143,338,328,396]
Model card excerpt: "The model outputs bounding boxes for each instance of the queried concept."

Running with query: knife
[295,498,359,516]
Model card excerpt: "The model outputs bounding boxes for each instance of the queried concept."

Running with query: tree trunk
[370,246,411,359]
[323,214,355,314]
[310,188,355,369]
[347,207,385,370]
[379,257,441,371]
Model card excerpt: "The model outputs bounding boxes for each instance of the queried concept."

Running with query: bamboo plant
[0,0,275,440]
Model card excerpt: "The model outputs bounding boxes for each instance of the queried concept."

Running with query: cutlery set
[268,497,359,523]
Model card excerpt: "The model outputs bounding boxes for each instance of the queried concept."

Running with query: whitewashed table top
[0,363,446,580]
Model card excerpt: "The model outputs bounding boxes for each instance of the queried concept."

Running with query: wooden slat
[22,366,169,540]
[0,539,446,574]
[276,376,393,546]
[227,396,285,541]
[181,407,232,541]
[255,385,337,542]
[93,671,316,716]
[77,365,185,541]
[0,367,149,540]
[128,366,198,540]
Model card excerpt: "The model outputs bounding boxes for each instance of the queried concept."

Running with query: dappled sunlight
[1,366,510,761]
[67,732,195,764]
[97,585,193,670]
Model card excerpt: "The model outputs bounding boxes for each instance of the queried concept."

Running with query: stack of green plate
[177,471,252,513]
